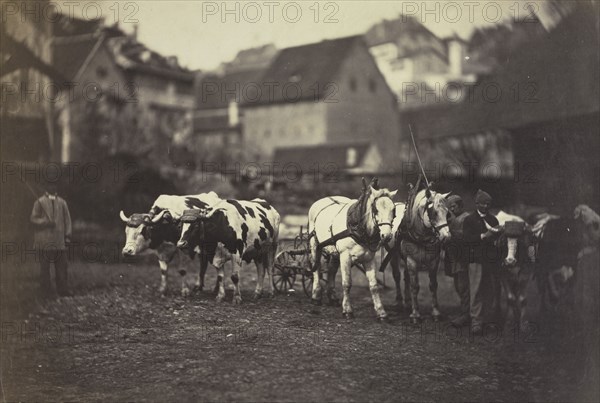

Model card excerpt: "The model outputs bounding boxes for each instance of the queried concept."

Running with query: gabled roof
[243,35,362,106]
[52,14,102,37]
[196,68,266,110]
[365,15,439,48]
[273,141,374,173]
[53,36,102,81]
[109,37,194,81]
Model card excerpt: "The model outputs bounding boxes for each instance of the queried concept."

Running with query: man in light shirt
[30,181,72,296]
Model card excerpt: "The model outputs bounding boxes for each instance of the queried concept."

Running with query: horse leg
[326,256,340,306]
[404,263,411,309]
[429,256,441,321]
[406,255,421,323]
[391,253,403,310]
[340,252,353,319]
[309,236,323,304]
[365,260,387,320]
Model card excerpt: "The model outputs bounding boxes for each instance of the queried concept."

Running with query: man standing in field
[30,181,72,296]
[463,189,501,333]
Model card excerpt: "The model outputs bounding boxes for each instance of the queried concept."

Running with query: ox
[177,198,280,304]
[493,211,536,328]
[120,192,221,296]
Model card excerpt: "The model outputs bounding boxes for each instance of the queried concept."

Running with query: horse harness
[312,195,394,253]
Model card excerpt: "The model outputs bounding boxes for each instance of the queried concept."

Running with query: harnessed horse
[307,178,397,320]
[383,187,451,323]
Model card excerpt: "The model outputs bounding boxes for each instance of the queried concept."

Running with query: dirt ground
[1,250,598,402]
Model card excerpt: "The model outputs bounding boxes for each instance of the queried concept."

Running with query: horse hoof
[410,317,421,324]
[253,293,262,300]
[311,298,322,306]
[343,312,354,320]
[432,315,442,323]
[233,296,243,305]
[215,296,225,303]
[378,315,389,323]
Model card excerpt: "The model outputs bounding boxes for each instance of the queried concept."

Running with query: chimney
[447,36,463,77]
[132,24,138,40]
[167,56,179,68]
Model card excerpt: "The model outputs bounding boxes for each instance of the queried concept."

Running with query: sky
[50,0,553,71]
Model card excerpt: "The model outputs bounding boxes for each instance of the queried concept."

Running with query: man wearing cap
[30,182,72,296]
[444,195,471,326]
[463,189,501,333]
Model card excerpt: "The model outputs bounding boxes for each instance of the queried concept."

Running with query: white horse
[308,178,397,320]
[387,188,451,323]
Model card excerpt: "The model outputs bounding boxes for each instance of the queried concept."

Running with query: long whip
[408,124,430,188]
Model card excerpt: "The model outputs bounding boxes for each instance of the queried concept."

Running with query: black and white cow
[177,198,280,304]
[120,191,223,296]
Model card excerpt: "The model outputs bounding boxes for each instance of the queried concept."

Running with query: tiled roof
[242,35,362,106]
[53,36,100,80]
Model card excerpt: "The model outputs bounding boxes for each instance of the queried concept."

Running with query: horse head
[414,188,451,242]
[361,177,398,243]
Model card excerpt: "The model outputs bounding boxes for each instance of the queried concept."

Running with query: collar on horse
[317,192,392,252]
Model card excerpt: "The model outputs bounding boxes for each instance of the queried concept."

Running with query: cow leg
[263,250,275,298]
[158,259,168,295]
[406,255,421,323]
[340,252,353,319]
[179,269,190,297]
[231,257,243,305]
[391,253,403,310]
[429,257,441,321]
[253,258,265,299]
[365,259,387,320]
[215,264,226,303]
[326,256,339,306]
[196,252,208,292]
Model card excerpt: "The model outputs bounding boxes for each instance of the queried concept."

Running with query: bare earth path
[1,256,597,401]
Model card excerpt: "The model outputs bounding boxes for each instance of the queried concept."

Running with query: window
[346,147,357,167]
[349,77,357,92]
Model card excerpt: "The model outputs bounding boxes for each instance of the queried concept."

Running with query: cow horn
[151,210,168,223]
[120,210,130,222]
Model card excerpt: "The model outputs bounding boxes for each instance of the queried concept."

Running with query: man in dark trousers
[463,189,501,333]
[30,181,72,296]
[444,195,471,327]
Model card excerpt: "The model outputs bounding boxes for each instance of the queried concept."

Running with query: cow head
[177,206,225,250]
[120,209,172,256]
[497,221,535,268]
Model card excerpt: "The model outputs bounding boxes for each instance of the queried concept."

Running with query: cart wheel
[302,271,314,297]
[273,251,298,293]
